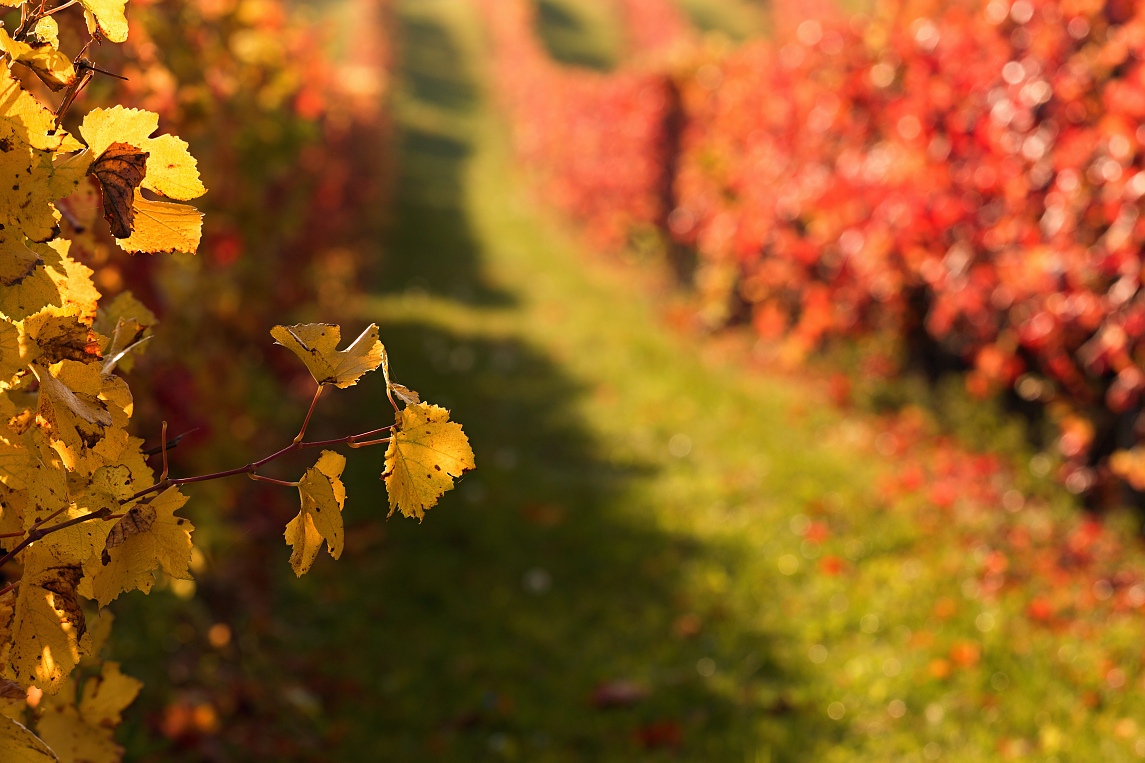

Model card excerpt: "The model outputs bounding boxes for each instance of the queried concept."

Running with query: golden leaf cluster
[0,0,472,754]
[0,0,199,757]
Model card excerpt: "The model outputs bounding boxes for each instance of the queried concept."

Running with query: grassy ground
[109,1,1145,761]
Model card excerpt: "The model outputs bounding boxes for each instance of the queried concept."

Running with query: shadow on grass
[533,0,616,71]
[276,5,832,761]
[112,2,838,761]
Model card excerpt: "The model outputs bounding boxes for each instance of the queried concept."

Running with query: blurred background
[64,0,1145,759]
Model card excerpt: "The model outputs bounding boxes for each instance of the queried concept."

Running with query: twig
[0,507,114,572]
[40,0,78,17]
[123,424,394,504]
[159,421,169,482]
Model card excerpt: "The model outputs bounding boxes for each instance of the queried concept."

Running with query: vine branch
[0,388,393,573]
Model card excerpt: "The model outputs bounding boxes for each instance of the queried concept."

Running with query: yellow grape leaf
[0,482,27,541]
[0,146,62,244]
[94,291,156,374]
[43,249,99,326]
[79,0,128,44]
[78,662,140,725]
[36,662,140,763]
[383,403,475,521]
[93,291,156,340]
[80,465,134,516]
[0,238,61,321]
[115,190,202,254]
[82,486,194,607]
[138,135,206,200]
[0,716,57,762]
[79,107,206,200]
[22,305,101,365]
[270,323,384,389]
[35,360,111,446]
[48,153,93,216]
[31,18,59,49]
[0,63,82,153]
[33,361,132,478]
[6,515,104,693]
[0,318,21,383]
[285,450,346,576]
[77,107,155,157]
[0,29,75,91]
[20,430,69,520]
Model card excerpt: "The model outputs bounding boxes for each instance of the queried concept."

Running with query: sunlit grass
[109,0,1145,761]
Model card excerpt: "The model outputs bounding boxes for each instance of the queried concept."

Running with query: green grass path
[281,0,886,759]
[110,2,1145,760]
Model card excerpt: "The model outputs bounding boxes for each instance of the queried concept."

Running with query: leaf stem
[293,384,323,444]
[248,474,300,488]
[348,438,390,448]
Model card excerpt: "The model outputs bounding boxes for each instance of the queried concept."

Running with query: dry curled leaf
[90,143,148,239]
[271,323,384,389]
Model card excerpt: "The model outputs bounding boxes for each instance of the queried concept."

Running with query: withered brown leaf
[90,142,148,239]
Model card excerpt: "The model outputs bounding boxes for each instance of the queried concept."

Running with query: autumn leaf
[81,486,193,606]
[114,190,202,254]
[0,239,60,322]
[93,291,156,340]
[0,63,83,153]
[383,403,474,521]
[0,319,21,384]
[271,323,385,388]
[22,305,101,365]
[285,450,346,576]
[0,145,64,245]
[89,143,148,239]
[79,107,206,200]
[78,0,129,44]
[0,716,57,762]
[78,108,205,251]
[36,662,141,763]
[37,242,98,324]
[94,291,155,373]
[0,29,75,91]
[33,360,128,476]
[7,514,106,693]
[31,18,59,49]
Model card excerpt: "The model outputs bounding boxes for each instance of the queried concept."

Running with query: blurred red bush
[481,0,1145,501]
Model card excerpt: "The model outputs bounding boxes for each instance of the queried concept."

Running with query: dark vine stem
[0,506,114,574]
[0,384,395,573]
